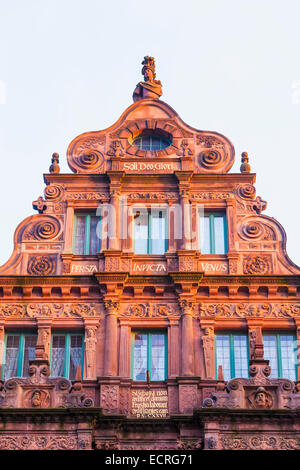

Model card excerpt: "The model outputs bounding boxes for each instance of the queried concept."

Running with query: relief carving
[201,327,215,379]
[243,255,272,275]
[27,255,57,275]
[22,217,61,241]
[84,327,98,379]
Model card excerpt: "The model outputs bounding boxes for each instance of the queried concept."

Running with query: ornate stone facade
[0,57,300,451]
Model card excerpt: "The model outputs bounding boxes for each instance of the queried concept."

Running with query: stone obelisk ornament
[133,56,163,102]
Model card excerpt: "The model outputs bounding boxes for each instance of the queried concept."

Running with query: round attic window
[130,129,172,151]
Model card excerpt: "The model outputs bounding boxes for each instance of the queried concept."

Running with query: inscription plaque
[132,389,168,418]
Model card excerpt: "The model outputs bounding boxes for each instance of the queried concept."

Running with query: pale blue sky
[1,0,300,266]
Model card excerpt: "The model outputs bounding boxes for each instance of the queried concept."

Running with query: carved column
[179,298,195,376]
[246,320,264,361]
[63,203,74,254]
[103,299,120,377]
[36,319,52,360]
[108,189,120,251]
[118,321,130,377]
[200,322,215,379]
[0,322,4,378]
[168,319,180,377]
[295,320,300,382]
[83,319,100,380]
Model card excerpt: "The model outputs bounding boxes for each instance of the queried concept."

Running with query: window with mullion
[50,333,84,380]
[199,212,227,254]
[134,210,167,255]
[73,212,101,255]
[3,333,37,380]
[215,333,249,381]
[263,333,296,380]
[131,331,167,381]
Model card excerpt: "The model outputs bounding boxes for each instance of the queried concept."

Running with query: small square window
[131,331,167,381]
[215,333,248,380]
[134,210,167,255]
[51,333,84,380]
[73,213,101,255]
[3,333,37,379]
[199,212,227,254]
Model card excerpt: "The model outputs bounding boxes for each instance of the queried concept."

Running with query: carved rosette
[237,184,256,200]
[27,255,57,275]
[243,255,272,275]
[44,184,64,201]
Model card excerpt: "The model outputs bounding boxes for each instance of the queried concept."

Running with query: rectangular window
[263,334,296,380]
[50,333,84,380]
[199,212,227,254]
[3,333,37,380]
[215,333,248,381]
[131,331,167,381]
[73,212,101,255]
[134,210,167,255]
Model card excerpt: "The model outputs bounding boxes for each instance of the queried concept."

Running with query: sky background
[0,0,300,266]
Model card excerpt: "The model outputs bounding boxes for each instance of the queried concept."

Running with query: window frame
[133,209,167,255]
[50,332,84,380]
[199,211,228,255]
[2,332,37,379]
[214,332,249,380]
[72,211,101,255]
[130,330,168,382]
[263,332,297,380]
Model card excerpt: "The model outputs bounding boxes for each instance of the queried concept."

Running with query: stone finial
[240,152,251,173]
[49,152,60,173]
[133,56,163,102]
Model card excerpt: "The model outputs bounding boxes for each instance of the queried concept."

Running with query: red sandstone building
[0,57,300,451]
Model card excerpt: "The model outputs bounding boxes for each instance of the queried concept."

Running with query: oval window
[131,130,172,151]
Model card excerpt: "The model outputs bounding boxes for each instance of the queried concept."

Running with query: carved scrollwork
[22,217,61,241]
[72,149,104,173]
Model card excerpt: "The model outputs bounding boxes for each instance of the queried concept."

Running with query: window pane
[134,212,148,254]
[90,216,100,255]
[23,335,37,377]
[263,336,278,377]
[214,216,226,254]
[151,334,166,380]
[4,335,20,379]
[233,336,248,378]
[151,211,166,254]
[74,216,86,254]
[200,216,211,254]
[133,334,148,381]
[216,335,231,381]
[51,335,65,377]
[280,335,296,380]
[69,335,83,380]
